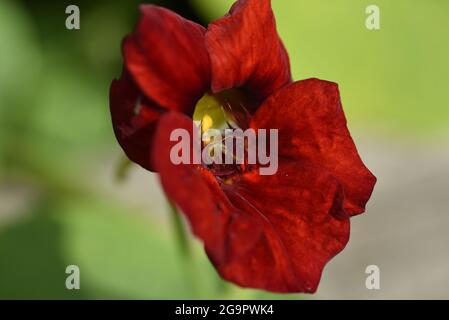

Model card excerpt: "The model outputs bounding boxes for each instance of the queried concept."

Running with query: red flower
[110,0,376,293]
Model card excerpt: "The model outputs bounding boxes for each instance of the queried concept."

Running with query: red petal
[152,112,263,264]
[152,112,349,293]
[123,5,210,113]
[213,160,349,293]
[109,69,160,171]
[206,0,292,104]
[252,78,377,216]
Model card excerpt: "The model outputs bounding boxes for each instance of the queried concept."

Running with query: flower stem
[168,201,201,296]
[168,201,191,258]
[115,155,133,182]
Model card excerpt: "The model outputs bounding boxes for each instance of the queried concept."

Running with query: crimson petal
[214,160,349,293]
[252,78,377,216]
[124,5,210,113]
[206,0,292,105]
[152,112,263,265]
[109,69,160,171]
[152,113,349,293]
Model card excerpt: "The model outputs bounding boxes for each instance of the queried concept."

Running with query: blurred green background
[1,0,448,299]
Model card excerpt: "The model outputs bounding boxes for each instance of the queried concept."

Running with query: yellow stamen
[202,114,213,132]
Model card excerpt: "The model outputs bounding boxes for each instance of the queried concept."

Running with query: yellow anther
[202,114,213,132]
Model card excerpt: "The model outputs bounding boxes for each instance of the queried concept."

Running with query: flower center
[193,89,251,132]
[193,89,253,178]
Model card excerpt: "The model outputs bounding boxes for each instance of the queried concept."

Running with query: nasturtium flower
[110,0,376,293]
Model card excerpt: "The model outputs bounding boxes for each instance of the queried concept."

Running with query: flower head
[110,0,376,293]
